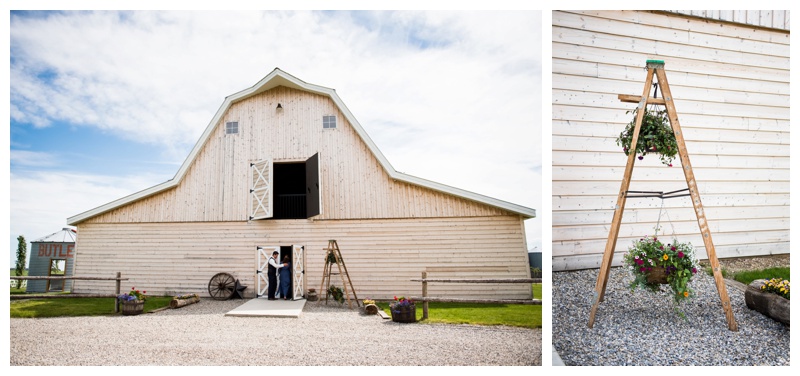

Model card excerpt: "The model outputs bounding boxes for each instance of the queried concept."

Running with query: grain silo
[26,228,77,293]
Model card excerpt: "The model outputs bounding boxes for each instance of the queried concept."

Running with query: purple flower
[692,268,697,274]
[638,156,644,160]
[678,251,684,258]
[671,246,676,251]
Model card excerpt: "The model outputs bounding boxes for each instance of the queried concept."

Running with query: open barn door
[305,153,321,218]
[250,158,273,220]
[256,246,279,298]
[292,244,305,300]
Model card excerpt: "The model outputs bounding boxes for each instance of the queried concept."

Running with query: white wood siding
[85,86,508,224]
[665,10,790,31]
[552,10,790,270]
[72,215,531,300]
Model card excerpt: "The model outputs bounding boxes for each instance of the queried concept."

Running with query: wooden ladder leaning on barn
[587,60,738,331]
[320,240,360,309]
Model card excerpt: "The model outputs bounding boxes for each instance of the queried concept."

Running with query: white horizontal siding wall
[73,215,531,300]
[552,10,790,271]
[665,10,790,30]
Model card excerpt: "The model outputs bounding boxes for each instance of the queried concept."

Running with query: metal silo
[26,228,77,293]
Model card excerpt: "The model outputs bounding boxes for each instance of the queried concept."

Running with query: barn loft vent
[226,121,239,134]
[323,115,336,129]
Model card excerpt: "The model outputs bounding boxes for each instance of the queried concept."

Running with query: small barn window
[226,121,239,134]
[323,115,336,129]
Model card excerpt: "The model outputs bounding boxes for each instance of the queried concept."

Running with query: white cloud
[9,170,167,265]
[9,150,59,167]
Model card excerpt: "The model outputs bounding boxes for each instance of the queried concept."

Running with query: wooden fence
[10,272,128,312]
[410,272,543,319]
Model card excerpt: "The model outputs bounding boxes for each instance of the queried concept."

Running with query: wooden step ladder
[587,60,738,331]
[320,240,360,309]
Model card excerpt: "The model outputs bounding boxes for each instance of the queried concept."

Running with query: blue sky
[6,8,542,267]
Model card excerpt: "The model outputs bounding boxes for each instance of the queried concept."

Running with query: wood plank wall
[665,10,790,31]
[84,86,507,224]
[72,215,531,300]
[552,10,790,271]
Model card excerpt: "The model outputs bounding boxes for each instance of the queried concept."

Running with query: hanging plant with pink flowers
[622,236,700,316]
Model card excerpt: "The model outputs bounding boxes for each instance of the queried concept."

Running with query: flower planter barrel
[391,304,417,323]
[745,280,790,326]
[121,300,144,316]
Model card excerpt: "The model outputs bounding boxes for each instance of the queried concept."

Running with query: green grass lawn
[10,297,173,318]
[11,284,544,329]
[707,265,791,285]
[378,283,543,329]
[731,267,790,285]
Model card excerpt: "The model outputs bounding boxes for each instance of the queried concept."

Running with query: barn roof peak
[67,69,535,224]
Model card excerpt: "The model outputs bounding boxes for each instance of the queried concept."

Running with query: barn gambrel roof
[67,68,535,225]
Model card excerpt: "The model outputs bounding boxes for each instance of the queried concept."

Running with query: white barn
[552,10,790,270]
[67,68,536,299]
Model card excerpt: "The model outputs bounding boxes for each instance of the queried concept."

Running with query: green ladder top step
[646,59,665,66]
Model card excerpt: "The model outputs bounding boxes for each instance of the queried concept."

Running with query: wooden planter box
[745,279,790,326]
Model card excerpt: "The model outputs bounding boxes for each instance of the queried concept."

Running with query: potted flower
[363,298,379,315]
[622,236,699,316]
[745,278,790,325]
[390,296,416,323]
[118,287,147,316]
[616,107,678,166]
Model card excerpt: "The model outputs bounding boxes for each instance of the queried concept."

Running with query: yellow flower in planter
[663,254,669,261]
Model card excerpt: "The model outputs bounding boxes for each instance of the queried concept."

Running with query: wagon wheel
[208,272,236,300]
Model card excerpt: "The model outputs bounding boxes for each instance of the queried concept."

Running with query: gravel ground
[10,299,541,366]
[553,260,790,366]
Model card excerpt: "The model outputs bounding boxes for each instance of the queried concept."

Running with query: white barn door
[256,246,279,298]
[292,244,304,300]
[250,158,273,220]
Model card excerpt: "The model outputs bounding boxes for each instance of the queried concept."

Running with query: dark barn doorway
[278,246,293,299]
[274,163,306,219]
[273,153,320,219]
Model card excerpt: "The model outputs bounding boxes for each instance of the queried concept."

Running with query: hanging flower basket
[645,266,668,284]
[622,236,700,315]
[616,107,678,166]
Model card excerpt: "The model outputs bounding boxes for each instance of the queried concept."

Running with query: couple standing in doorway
[267,251,292,300]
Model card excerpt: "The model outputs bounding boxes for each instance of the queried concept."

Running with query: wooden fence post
[422,272,428,320]
[115,272,121,313]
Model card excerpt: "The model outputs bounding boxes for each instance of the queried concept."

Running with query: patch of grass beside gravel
[731,267,790,285]
[377,284,542,329]
[705,265,791,285]
[10,297,173,318]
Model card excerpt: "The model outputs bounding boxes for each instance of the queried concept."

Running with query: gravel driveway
[10,299,541,366]
[553,267,790,366]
